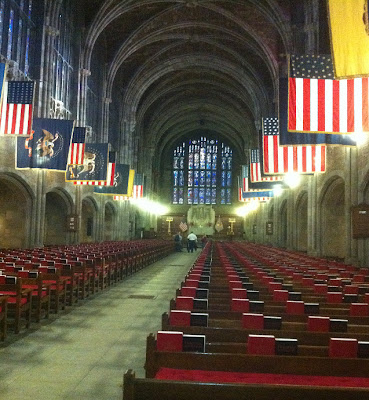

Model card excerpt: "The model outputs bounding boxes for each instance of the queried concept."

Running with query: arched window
[172,137,233,205]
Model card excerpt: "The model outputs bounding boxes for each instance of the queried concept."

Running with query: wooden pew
[123,369,369,400]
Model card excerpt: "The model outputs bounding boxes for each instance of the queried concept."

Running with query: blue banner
[65,143,109,182]
[16,118,74,170]
[94,164,131,195]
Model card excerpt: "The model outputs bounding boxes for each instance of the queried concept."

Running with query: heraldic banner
[94,164,134,196]
[65,143,109,183]
[16,118,74,170]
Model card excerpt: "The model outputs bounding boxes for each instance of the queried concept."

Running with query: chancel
[0,1,369,399]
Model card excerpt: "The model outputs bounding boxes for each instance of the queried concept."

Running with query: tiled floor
[0,251,199,400]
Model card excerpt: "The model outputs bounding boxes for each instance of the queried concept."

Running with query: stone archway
[0,174,33,248]
[104,202,116,241]
[319,177,346,259]
[44,189,73,246]
[81,197,98,243]
[295,192,308,252]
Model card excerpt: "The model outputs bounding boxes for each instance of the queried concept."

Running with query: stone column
[307,174,319,256]
[102,97,112,143]
[77,68,91,126]
[33,170,46,247]
[73,185,82,245]
[345,147,359,264]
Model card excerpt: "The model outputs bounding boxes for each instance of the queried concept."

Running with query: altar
[187,205,215,236]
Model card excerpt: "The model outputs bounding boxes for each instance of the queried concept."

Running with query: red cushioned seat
[242,313,264,329]
[7,297,28,305]
[169,310,191,326]
[176,296,194,310]
[231,298,250,312]
[352,275,365,283]
[326,292,343,303]
[344,285,359,295]
[286,301,305,315]
[307,316,330,332]
[181,287,197,297]
[273,290,288,302]
[329,338,358,358]
[185,279,199,288]
[157,331,183,352]
[314,284,328,294]
[268,282,282,291]
[248,334,275,355]
[229,280,243,289]
[301,277,314,287]
[350,303,369,316]
[232,288,247,299]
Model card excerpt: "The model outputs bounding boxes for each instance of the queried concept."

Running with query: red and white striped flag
[68,127,86,165]
[250,149,283,182]
[263,117,326,174]
[0,81,34,136]
[288,54,369,134]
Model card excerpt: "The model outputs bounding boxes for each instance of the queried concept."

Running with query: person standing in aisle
[187,231,198,253]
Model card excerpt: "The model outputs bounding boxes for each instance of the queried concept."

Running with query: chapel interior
[0,1,369,399]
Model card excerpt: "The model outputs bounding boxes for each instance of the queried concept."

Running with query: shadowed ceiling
[84,0,295,162]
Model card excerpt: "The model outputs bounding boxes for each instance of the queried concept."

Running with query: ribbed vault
[81,0,293,174]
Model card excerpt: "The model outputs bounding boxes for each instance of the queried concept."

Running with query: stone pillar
[77,68,91,126]
[73,185,82,245]
[345,147,359,264]
[304,0,319,54]
[102,97,112,143]
[33,170,46,247]
[286,193,295,250]
[307,174,319,256]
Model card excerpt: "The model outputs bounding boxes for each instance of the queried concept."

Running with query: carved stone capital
[45,25,60,37]
[80,68,91,77]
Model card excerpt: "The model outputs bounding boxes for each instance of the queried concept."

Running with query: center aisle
[0,250,199,400]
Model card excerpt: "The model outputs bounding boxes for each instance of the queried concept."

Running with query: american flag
[263,117,326,174]
[68,127,86,165]
[114,196,129,201]
[132,173,144,199]
[0,80,34,136]
[179,220,188,232]
[242,190,274,202]
[288,54,369,134]
[238,176,246,202]
[249,149,283,182]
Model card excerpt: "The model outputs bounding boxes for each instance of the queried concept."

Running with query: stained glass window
[172,137,233,205]
[172,142,186,204]
[0,1,34,76]
[7,8,14,60]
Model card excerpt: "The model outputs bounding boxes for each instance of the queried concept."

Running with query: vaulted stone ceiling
[85,0,293,163]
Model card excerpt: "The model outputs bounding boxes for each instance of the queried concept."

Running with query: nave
[0,251,198,400]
